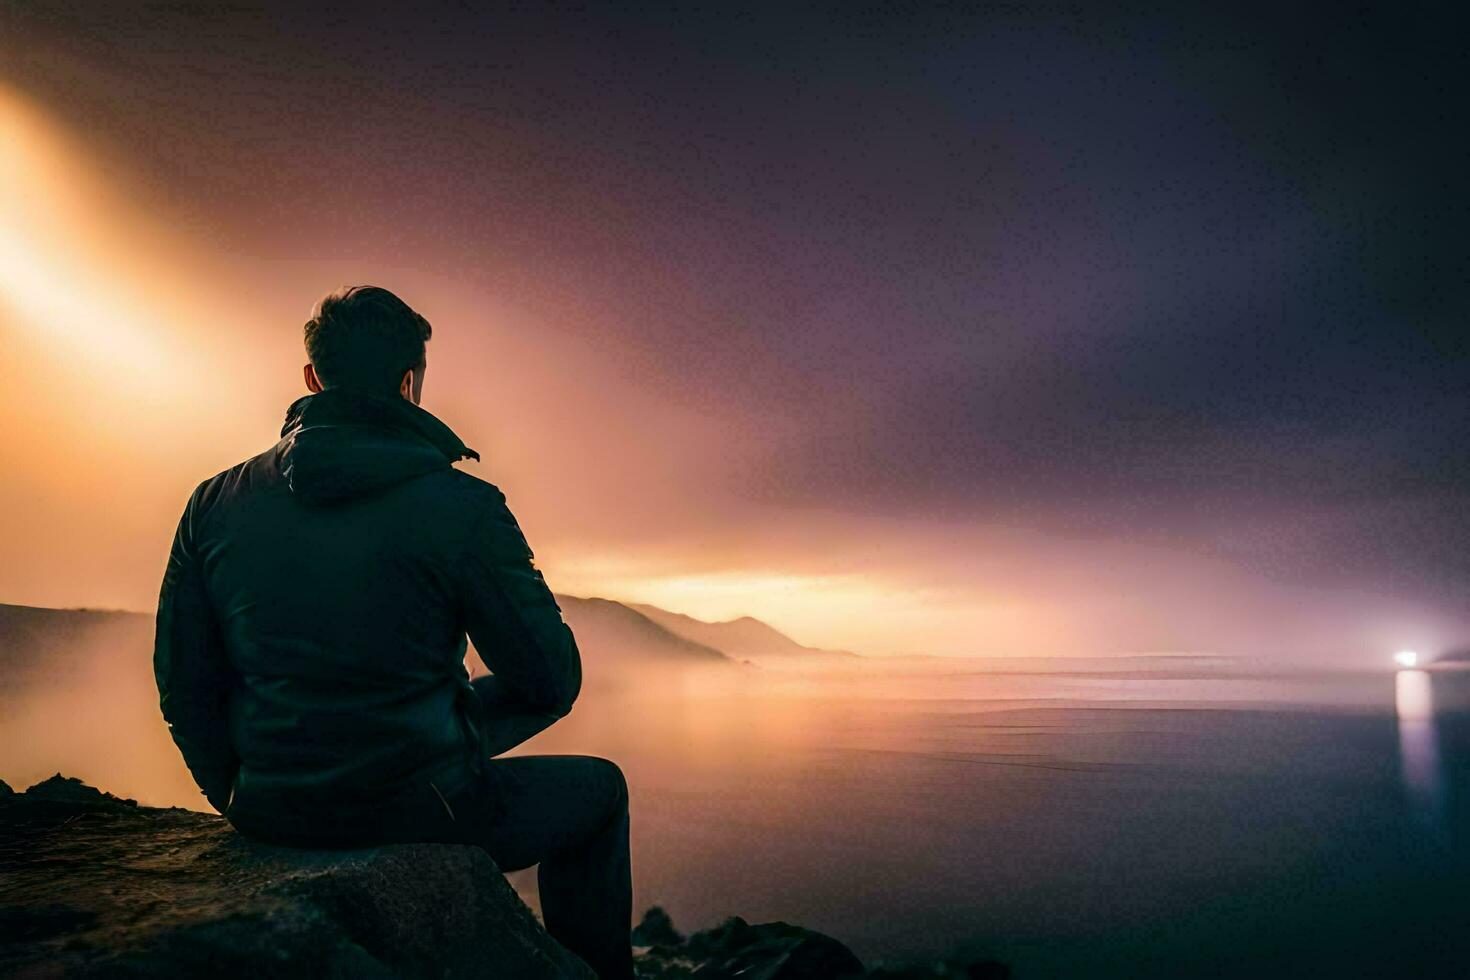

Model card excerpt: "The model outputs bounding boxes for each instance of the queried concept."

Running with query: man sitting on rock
[154,285,633,979]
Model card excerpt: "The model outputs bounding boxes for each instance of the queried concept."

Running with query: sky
[1,3,1465,660]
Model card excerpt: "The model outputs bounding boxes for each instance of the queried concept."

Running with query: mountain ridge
[628,603,858,662]
[550,595,730,664]
[0,596,853,675]
[0,598,756,672]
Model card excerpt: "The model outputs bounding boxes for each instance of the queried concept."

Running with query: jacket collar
[281,388,480,463]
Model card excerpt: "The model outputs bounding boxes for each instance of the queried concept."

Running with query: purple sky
[2,3,1465,659]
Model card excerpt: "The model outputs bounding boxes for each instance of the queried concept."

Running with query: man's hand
[470,673,568,757]
[203,776,235,816]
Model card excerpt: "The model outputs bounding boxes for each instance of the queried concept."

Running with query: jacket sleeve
[154,486,238,813]
[459,487,582,717]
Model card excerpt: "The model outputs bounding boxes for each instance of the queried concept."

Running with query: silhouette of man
[154,285,632,979]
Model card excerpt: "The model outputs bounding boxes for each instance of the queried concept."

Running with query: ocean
[523,660,1470,978]
[4,644,1466,977]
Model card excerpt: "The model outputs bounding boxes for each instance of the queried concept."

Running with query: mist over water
[3,618,1467,978]
[2,8,1467,978]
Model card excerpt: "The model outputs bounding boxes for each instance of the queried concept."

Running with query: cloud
[1,4,1465,659]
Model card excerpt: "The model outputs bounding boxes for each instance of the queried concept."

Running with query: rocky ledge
[0,776,1005,979]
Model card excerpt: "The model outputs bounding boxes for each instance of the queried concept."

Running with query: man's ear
[399,368,413,401]
[303,363,324,393]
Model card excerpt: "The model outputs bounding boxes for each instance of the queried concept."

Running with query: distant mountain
[0,603,151,689]
[0,599,732,691]
[0,597,732,808]
[627,604,857,662]
[549,595,730,665]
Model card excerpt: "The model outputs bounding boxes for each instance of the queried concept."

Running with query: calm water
[523,662,1470,978]
[4,655,1468,977]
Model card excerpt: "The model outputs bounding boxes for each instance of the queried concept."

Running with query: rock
[0,776,593,978]
[629,910,1009,980]
[630,906,683,948]
[20,773,137,808]
[634,914,865,980]
[0,776,1008,980]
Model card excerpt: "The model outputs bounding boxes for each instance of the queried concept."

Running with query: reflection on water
[1396,669,1443,827]
[5,641,1469,977]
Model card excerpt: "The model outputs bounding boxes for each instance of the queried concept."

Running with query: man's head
[302,286,431,403]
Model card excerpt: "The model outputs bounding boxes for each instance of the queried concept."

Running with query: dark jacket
[154,388,581,835]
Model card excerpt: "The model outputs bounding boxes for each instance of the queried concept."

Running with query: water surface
[4,651,1467,977]
[524,661,1470,977]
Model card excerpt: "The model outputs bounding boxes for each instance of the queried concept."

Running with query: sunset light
[2,6,1468,978]
[0,86,192,384]
[0,75,1463,660]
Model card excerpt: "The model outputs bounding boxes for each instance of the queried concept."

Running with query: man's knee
[587,756,628,813]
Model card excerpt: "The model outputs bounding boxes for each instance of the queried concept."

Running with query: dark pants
[441,752,633,980]
[444,676,633,980]
[232,680,633,979]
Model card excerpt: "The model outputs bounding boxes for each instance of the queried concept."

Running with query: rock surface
[1,776,1008,979]
[631,908,1009,980]
[0,775,592,978]
[632,912,865,979]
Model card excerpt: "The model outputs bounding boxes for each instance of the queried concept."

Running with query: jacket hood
[277,388,480,504]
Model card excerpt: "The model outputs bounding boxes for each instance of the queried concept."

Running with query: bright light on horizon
[1394,650,1419,668]
[541,557,1034,657]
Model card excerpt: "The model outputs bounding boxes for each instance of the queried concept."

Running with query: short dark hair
[303,285,432,393]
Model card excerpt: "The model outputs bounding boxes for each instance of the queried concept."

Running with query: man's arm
[460,487,582,754]
[154,487,238,814]
[469,673,572,757]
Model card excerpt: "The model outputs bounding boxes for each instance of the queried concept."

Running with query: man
[154,285,632,979]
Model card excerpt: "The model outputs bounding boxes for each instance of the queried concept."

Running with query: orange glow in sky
[0,79,1459,663]
[0,92,1052,657]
